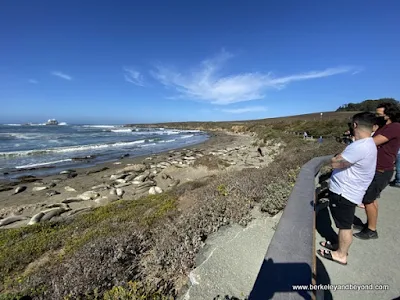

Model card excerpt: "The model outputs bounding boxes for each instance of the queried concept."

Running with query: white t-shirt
[329,137,377,205]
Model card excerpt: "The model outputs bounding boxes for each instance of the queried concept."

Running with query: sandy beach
[0,131,280,229]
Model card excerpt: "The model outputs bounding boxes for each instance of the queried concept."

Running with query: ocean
[0,123,208,179]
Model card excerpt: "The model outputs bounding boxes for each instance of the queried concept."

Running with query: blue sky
[1,1,399,124]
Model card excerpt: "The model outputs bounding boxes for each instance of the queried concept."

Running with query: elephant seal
[41,207,70,222]
[67,207,93,216]
[62,197,84,204]
[13,186,27,195]
[27,212,45,225]
[59,169,76,175]
[46,190,60,197]
[0,215,28,227]
[46,203,70,210]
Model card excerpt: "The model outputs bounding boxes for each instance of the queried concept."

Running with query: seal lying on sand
[0,215,28,227]
[26,204,71,225]
[28,212,45,225]
[41,207,70,222]
[13,186,27,195]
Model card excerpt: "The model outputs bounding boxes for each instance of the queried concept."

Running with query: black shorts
[329,192,356,230]
[362,170,394,204]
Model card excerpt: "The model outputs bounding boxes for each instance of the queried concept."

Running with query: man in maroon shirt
[354,102,400,240]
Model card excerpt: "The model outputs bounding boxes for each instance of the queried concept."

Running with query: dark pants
[329,192,356,230]
[363,170,394,204]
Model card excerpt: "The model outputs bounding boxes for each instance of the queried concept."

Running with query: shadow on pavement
[353,215,365,227]
[316,204,338,245]
[315,256,333,300]
[248,258,313,300]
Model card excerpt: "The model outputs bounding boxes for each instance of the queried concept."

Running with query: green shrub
[217,184,228,196]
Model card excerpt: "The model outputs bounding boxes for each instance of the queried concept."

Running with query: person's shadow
[314,177,335,300]
[248,258,313,299]
[245,257,332,300]
[315,256,333,300]
[316,202,338,245]
[315,175,338,245]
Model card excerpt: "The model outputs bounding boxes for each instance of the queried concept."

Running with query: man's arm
[373,134,389,146]
[373,123,400,146]
[331,154,352,169]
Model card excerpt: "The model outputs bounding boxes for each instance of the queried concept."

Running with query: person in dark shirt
[354,102,400,240]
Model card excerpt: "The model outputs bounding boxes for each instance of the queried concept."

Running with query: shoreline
[0,131,210,182]
[0,130,276,228]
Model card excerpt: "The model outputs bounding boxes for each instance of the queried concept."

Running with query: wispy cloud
[51,71,72,81]
[124,67,144,86]
[220,106,267,114]
[28,79,38,84]
[151,50,360,105]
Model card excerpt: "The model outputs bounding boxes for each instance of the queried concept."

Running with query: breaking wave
[15,159,73,169]
[0,140,147,158]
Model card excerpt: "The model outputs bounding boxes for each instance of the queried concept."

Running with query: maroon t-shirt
[373,122,400,171]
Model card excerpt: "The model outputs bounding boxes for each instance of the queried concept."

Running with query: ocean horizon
[0,123,208,179]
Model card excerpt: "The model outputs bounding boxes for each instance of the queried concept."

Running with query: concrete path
[316,185,400,300]
[181,209,282,300]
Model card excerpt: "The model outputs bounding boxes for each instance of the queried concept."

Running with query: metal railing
[249,155,333,300]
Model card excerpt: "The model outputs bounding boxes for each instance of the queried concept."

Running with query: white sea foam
[148,130,180,135]
[181,134,194,139]
[15,159,73,169]
[165,130,181,135]
[115,129,199,136]
[111,128,133,133]
[83,125,116,128]
[0,140,146,158]
[59,122,68,126]
[154,129,201,135]
[159,139,177,143]
[3,124,21,126]
[113,140,145,146]
[0,133,44,140]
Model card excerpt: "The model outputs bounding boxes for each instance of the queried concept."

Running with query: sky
[1,1,399,124]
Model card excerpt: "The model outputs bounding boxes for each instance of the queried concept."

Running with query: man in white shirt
[317,112,377,265]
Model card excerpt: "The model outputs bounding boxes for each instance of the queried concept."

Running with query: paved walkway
[316,185,400,300]
[181,209,282,300]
